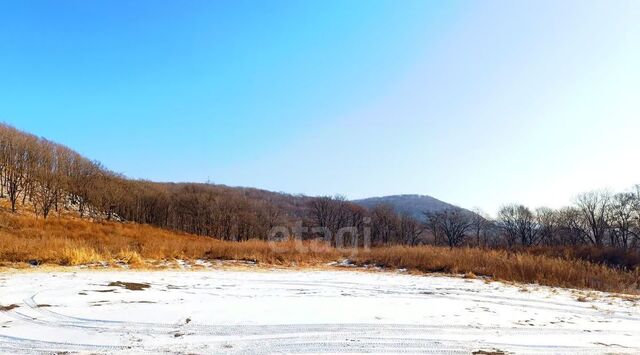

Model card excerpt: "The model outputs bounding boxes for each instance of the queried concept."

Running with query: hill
[352,194,464,220]
[1,123,465,244]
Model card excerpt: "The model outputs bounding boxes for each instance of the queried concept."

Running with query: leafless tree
[608,192,637,249]
[554,207,587,246]
[371,204,399,245]
[497,204,539,247]
[575,190,611,247]
[398,214,424,245]
[470,207,491,247]
[535,207,558,246]
[426,209,472,248]
[1,126,34,212]
[307,196,357,245]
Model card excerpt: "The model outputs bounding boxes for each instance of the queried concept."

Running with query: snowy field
[1,269,639,354]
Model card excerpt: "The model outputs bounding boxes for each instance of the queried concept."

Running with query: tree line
[303,189,640,250]
[2,123,640,250]
[0,123,306,240]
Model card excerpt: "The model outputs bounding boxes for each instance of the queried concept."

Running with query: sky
[1,0,640,214]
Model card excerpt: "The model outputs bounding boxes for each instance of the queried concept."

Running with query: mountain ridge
[352,194,465,220]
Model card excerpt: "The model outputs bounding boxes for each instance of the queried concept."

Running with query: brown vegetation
[0,123,309,240]
[2,123,640,294]
[350,245,640,293]
[3,123,640,252]
[0,209,340,266]
[522,246,640,271]
[1,211,638,294]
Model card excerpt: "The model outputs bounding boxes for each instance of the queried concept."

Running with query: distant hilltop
[352,194,464,220]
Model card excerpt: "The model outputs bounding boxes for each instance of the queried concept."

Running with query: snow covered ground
[1,268,639,354]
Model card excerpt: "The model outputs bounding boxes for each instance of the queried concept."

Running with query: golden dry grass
[0,210,638,294]
[351,246,640,294]
[0,209,341,267]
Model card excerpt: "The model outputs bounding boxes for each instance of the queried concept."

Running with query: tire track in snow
[1,270,639,354]
[9,301,638,338]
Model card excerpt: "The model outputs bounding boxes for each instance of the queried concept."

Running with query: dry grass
[1,210,639,294]
[524,245,640,270]
[0,210,340,266]
[351,246,640,294]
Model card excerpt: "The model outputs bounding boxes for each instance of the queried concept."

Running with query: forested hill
[0,123,309,239]
[353,194,464,220]
[0,123,450,244]
[3,123,640,251]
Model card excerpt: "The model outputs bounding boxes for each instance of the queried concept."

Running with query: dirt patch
[108,281,150,291]
[463,272,477,279]
[473,350,507,355]
[36,304,52,308]
[0,304,19,312]
[593,342,629,348]
[89,301,109,307]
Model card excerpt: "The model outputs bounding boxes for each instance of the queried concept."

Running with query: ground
[1,268,639,354]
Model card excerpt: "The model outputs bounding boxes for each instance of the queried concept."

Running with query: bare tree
[424,211,441,245]
[68,158,100,218]
[32,141,72,218]
[535,207,558,246]
[307,196,355,245]
[470,207,491,247]
[608,192,637,249]
[427,209,472,248]
[555,207,587,246]
[575,191,611,247]
[371,204,399,245]
[398,214,424,245]
[2,128,33,212]
[497,204,539,247]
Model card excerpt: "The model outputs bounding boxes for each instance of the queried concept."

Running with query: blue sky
[1,0,639,214]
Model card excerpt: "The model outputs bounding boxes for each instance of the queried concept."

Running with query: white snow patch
[0,269,638,354]
[193,259,213,268]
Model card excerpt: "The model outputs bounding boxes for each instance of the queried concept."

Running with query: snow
[0,269,639,354]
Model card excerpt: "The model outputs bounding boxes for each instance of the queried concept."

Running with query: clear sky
[1,0,639,214]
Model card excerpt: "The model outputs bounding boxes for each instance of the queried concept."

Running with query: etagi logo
[267,218,371,256]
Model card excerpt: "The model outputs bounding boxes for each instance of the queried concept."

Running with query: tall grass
[0,211,638,293]
[0,211,339,266]
[523,245,640,270]
[352,246,640,293]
